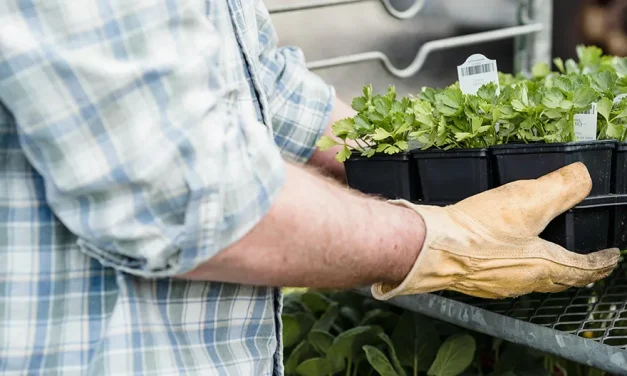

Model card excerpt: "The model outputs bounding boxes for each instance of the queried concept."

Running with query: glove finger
[535,239,620,287]
[453,162,592,237]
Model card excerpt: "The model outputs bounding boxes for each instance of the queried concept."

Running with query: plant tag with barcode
[457,54,500,95]
[574,103,597,141]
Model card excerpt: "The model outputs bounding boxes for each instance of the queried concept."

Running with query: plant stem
[346,360,352,376]
[352,360,360,376]
[413,355,418,376]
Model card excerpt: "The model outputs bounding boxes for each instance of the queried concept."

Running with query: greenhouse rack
[356,260,627,374]
[271,0,627,373]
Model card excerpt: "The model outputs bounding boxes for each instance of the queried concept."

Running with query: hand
[371,162,620,300]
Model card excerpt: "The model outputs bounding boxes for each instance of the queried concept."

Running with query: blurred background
[267,0,627,100]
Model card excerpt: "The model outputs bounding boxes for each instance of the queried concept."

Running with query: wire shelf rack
[358,261,627,374]
[443,262,627,349]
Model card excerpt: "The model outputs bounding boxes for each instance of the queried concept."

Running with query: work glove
[372,162,620,300]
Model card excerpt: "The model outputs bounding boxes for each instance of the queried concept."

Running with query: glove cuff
[371,200,454,300]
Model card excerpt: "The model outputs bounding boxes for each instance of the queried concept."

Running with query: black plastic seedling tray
[612,142,627,249]
[344,151,419,201]
[410,148,492,203]
[490,141,615,196]
[541,195,621,254]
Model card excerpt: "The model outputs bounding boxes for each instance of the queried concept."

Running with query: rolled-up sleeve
[255,3,336,164]
[0,2,285,278]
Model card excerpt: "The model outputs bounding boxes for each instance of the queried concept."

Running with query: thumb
[454,162,592,237]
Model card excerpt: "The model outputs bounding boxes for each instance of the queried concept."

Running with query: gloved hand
[372,162,620,300]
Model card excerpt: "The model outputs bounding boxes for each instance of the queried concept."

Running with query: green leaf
[354,115,370,131]
[532,62,551,78]
[559,100,574,111]
[328,326,384,361]
[335,145,352,162]
[378,333,407,376]
[376,144,391,153]
[577,44,603,71]
[307,330,334,355]
[394,123,412,136]
[477,82,498,101]
[542,88,564,109]
[591,70,618,93]
[283,315,301,348]
[372,128,392,141]
[427,334,476,376]
[477,125,492,134]
[554,76,573,93]
[471,116,483,133]
[607,121,623,139]
[331,118,355,138]
[392,312,440,372]
[295,357,334,376]
[511,100,526,112]
[613,57,627,77]
[613,102,627,120]
[394,141,409,151]
[339,306,362,327]
[573,86,598,109]
[565,59,579,74]
[363,84,373,101]
[315,136,339,152]
[383,145,401,155]
[359,309,398,333]
[553,57,565,73]
[352,96,368,111]
[362,148,376,158]
[285,341,315,374]
[454,132,473,142]
[363,346,401,376]
[435,87,463,116]
[597,97,613,121]
[312,302,340,332]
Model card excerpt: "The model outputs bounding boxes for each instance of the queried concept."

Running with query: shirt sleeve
[0,2,285,278]
[255,2,336,164]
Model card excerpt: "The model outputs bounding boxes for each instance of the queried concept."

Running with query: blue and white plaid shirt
[0,1,334,374]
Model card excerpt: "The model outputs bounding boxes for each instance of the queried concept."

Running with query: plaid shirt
[0,0,334,375]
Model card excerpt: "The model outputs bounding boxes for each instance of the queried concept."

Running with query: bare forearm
[307,97,356,181]
[182,162,424,288]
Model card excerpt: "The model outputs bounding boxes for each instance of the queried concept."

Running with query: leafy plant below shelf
[282,289,607,376]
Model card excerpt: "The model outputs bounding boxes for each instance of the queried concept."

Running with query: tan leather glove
[372,162,620,300]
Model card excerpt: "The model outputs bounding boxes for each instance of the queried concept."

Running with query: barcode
[459,62,496,77]
[580,103,597,115]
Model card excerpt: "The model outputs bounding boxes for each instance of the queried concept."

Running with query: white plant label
[574,102,597,141]
[457,54,500,96]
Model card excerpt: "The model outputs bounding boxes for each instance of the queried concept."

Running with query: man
[0,1,619,375]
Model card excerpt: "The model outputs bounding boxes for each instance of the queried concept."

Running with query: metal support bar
[307,23,543,78]
[268,0,426,20]
[356,288,627,374]
[515,0,554,74]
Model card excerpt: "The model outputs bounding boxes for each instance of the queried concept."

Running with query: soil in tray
[344,151,419,201]
[490,140,614,196]
[410,148,492,203]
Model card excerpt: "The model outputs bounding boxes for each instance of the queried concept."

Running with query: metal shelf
[360,261,627,374]
[270,0,553,77]
[268,0,426,20]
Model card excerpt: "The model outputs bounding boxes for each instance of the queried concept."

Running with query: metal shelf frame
[272,0,627,373]
[270,0,552,77]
